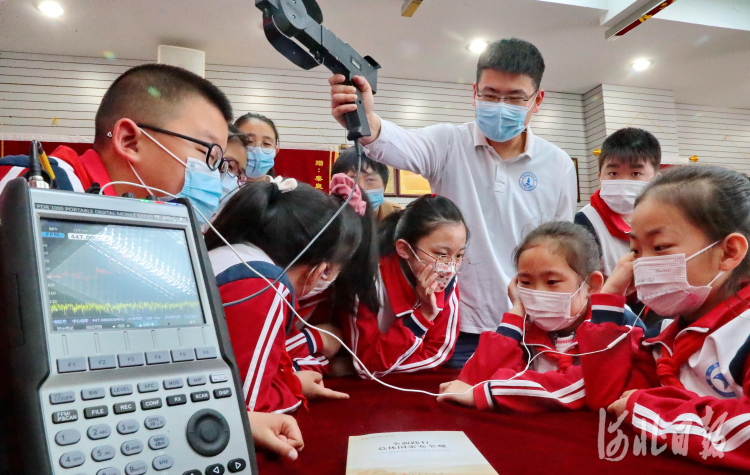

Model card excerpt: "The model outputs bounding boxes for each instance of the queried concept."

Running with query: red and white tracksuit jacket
[0,145,114,195]
[343,254,460,378]
[577,285,750,471]
[210,243,308,413]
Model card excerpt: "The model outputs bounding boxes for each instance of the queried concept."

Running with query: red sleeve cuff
[474,383,493,411]
[625,389,642,425]
[412,309,436,330]
[500,312,524,330]
[310,327,325,353]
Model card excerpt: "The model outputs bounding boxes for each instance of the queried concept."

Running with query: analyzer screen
[40,219,205,332]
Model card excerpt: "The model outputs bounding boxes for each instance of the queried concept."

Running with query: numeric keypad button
[59,451,85,468]
[116,419,139,435]
[121,439,144,456]
[54,429,81,446]
[91,445,116,462]
[125,461,148,475]
[88,424,112,440]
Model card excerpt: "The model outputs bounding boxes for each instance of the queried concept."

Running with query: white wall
[3,51,749,207]
[675,103,750,173]
[0,51,587,190]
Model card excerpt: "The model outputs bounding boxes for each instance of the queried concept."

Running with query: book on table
[345,431,498,475]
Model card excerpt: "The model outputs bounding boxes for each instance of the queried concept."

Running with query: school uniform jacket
[0,146,113,195]
[209,243,305,413]
[344,254,460,378]
[574,190,631,277]
[577,285,750,471]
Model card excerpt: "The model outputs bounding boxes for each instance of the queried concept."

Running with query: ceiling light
[469,40,487,54]
[632,59,651,71]
[38,1,63,17]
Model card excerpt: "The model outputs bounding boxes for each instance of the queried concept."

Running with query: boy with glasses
[330,38,577,367]
[0,64,231,223]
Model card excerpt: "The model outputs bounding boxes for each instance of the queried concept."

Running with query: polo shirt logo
[519,172,537,191]
[705,362,734,398]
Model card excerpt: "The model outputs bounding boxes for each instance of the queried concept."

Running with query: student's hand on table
[601,252,636,296]
[296,370,349,400]
[436,380,476,408]
[507,277,525,317]
[606,389,637,419]
[415,263,440,321]
[329,74,381,145]
[247,411,304,461]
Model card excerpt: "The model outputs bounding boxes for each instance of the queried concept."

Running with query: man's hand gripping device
[256,0,380,141]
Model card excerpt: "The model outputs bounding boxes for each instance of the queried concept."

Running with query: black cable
[222,140,363,307]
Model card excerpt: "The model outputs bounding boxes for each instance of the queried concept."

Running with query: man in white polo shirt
[329,38,577,367]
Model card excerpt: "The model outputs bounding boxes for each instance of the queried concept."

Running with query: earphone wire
[99,179,645,399]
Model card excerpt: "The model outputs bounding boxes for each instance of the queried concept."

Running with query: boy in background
[575,127,661,277]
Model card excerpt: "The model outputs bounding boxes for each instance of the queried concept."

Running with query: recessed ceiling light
[469,40,487,54]
[39,1,64,18]
[632,59,651,71]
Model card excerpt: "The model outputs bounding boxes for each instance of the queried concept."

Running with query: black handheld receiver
[256,0,381,141]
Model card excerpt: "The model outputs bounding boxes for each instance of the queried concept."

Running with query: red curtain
[0,141,333,192]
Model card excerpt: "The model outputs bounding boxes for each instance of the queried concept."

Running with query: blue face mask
[137,129,223,225]
[177,157,223,225]
[365,187,384,210]
[475,100,533,143]
[221,174,239,198]
[246,147,276,179]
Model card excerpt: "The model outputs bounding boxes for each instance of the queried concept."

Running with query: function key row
[50,373,228,406]
[56,346,218,374]
[52,388,230,425]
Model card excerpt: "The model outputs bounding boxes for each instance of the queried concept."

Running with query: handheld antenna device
[256,0,381,140]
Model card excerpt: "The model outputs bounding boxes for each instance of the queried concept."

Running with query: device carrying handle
[343,87,370,141]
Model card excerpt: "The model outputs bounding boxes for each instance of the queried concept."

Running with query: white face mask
[599,179,648,215]
[408,245,457,293]
[302,265,338,299]
[517,282,587,332]
[633,241,724,316]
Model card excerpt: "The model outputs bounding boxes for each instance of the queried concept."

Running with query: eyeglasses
[137,124,226,171]
[244,136,277,152]
[416,247,470,269]
[475,89,538,107]
[222,158,252,184]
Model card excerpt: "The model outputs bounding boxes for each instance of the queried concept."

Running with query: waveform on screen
[51,300,200,316]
